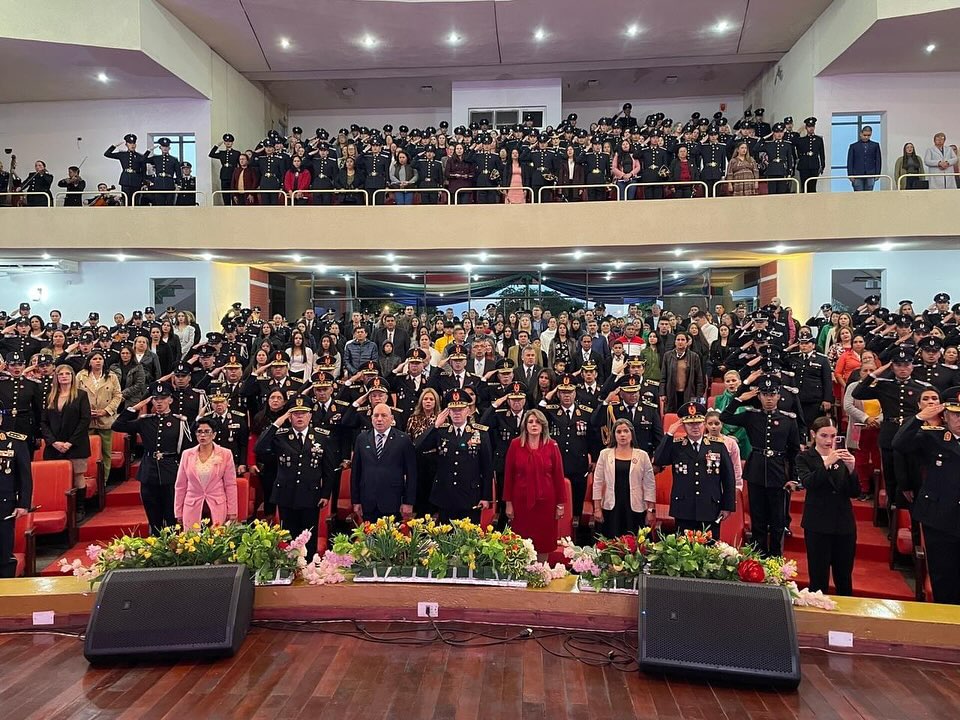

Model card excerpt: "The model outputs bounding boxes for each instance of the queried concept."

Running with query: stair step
[78,506,148,542]
[784,519,891,563]
[788,554,915,601]
[105,480,142,508]
[790,491,875,523]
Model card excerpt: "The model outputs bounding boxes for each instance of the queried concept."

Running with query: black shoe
[858,493,868,502]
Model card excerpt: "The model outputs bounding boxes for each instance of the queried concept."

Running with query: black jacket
[41,394,92,460]
[796,449,859,534]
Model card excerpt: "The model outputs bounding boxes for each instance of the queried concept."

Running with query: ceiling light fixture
[386,253,396,262]
[613,261,624,270]
[42,252,51,260]
[200,252,213,261]
[925,43,937,54]
[625,24,640,38]
[447,31,462,46]
[772,244,787,254]
[878,241,894,252]
[477,251,489,262]
[115,253,127,262]
[540,262,549,270]
[533,27,548,42]
[360,33,379,49]
[96,72,109,83]
[690,260,704,269]
[673,248,685,256]
[315,264,327,274]
[572,250,584,260]
[291,254,302,263]
[713,20,732,34]
[391,264,400,273]
[279,37,291,49]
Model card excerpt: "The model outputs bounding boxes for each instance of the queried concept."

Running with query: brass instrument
[657,165,671,179]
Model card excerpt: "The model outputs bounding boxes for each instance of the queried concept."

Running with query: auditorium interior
[3,1,960,718]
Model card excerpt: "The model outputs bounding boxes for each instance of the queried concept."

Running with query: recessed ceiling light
[691,260,704,269]
[391,264,400,273]
[360,33,379,49]
[328,289,336,295]
[41,252,51,260]
[464,263,473,273]
[925,43,937,54]
[388,292,394,297]
[477,251,489,262]
[386,253,396,262]
[315,264,327,273]
[472,274,479,281]
[291,254,302,263]
[605,272,613,280]
[279,37,291,49]
[540,262,549,270]
[625,24,641,38]
[533,27,548,42]
[96,72,109,83]
[572,250,584,260]
[115,253,126,262]
[201,252,213,261]
[772,244,787,254]
[878,241,894,252]
[713,20,732,34]
[673,248,685,256]
[343,273,352,281]
[613,261,624,269]
[447,31,462,46]
[672,272,680,279]
[409,273,417,279]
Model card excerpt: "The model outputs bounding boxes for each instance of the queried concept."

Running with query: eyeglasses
[195,429,215,435]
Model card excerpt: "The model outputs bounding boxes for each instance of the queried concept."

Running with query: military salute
[0,402,32,578]
[145,138,182,206]
[209,133,242,194]
[104,133,149,205]
[540,375,596,523]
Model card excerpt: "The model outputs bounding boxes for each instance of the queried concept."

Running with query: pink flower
[781,560,799,581]
[571,557,600,576]
[85,544,102,561]
[289,529,312,551]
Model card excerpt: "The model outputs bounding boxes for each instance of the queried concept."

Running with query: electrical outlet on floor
[828,631,854,648]
[417,602,439,618]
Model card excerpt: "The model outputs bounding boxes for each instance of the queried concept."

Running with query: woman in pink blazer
[175,418,238,527]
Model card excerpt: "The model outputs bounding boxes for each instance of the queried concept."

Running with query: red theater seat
[336,468,352,522]
[719,487,745,547]
[581,472,594,526]
[892,508,914,568]
[110,431,130,479]
[546,478,574,566]
[654,466,675,534]
[31,460,79,545]
[84,435,105,509]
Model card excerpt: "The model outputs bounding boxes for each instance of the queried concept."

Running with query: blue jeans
[616,180,637,200]
[851,177,877,191]
[394,191,414,205]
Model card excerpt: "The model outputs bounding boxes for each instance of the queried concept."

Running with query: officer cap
[713,111,724,120]
[648,129,662,138]
[424,144,437,154]
[919,336,943,352]
[864,294,881,305]
[124,134,137,144]
[158,138,171,147]
[557,374,577,391]
[197,345,216,358]
[382,124,393,133]
[804,117,817,126]
[469,122,480,131]
[892,313,912,328]
[617,376,642,392]
[206,331,224,344]
[797,328,816,343]
[360,360,379,375]
[626,355,646,367]
[935,292,951,304]
[291,126,303,135]
[69,321,81,330]
[172,362,191,376]
[368,376,391,395]
[581,360,598,371]
[410,129,422,138]
[223,354,242,368]
[567,113,578,121]
[750,309,770,321]
[269,350,289,366]
[873,308,892,323]
[208,385,230,403]
[37,353,55,367]
[311,370,335,388]
[439,121,449,129]
[943,387,960,413]
[407,348,428,362]
[318,129,330,140]
[289,396,313,413]
[447,343,468,360]
[370,135,383,146]
[151,382,172,398]
[222,322,237,333]
[772,123,786,133]
[223,133,235,142]
[506,382,527,399]
[13,316,29,327]
[315,141,329,151]
[679,401,706,423]
[622,103,632,111]
[755,108,765,117]
[315,354,337,372]
[88,311,100,321]
[424,126,436,135]
[496,358,516,372]
[577,128,589,138]
[4,351,25,364]
[399,125,409,133]
[479,117,490,126]
[757,374,782,394]
[79,331,96,344]
[783,116,794,124]
[912,319,931,334]
[591,135,603,145]
[537,132,550,143]
[443,389,471,408]
[891,349,914,365]
[707,126,720,135]
[144,306,155,314]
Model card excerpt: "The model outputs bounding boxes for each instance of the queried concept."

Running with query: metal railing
[538,183,618,203]
[286,189,369,205]
[373,188,452,205]
[211,190,290,206]
[804,174,895,192]
[897,172,960,190]
[54,191,127,206]
[131,190,206,206]
[452,186,535,204]
[712,177,801,195]
[0,191,52,207]
[622,180,710,199]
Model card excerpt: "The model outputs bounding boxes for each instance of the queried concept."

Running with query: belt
[153,451,179,459]
[157,174,173,178]
[708,162,718,167]
[884,417,904,425]
[807,152,815,156]
[263,173,275,178]
[591,169,600,174]
[538,167,547,171]
[224,163,233,168]
[481,170,489,175]
[762,449,785,457]
[370,172,378,176]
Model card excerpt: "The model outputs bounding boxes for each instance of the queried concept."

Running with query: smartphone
[835,435,846,449]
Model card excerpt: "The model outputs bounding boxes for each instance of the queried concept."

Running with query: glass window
[830,113,883,192]
[147,133,197,172]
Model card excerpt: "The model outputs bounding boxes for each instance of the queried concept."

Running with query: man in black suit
[571,334,607,381]
[371,313,410,357]
[300,308,323,347]
[350,404,417,522]
[514,345,543,392]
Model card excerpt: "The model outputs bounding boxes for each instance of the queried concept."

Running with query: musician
[19,160,54,207]
[175,162,197,206]
[57,166,86,207]
[87,183,121,207]
[104,134,150,205]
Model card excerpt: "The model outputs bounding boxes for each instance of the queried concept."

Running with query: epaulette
[778,410,797,419]
[920,425,944,431]
[173,414,188,421]
[542,404,559,411]
[578,404,593,412]
[276,427,292,434]
[743,406,761,413]
[230,410,246,417]
[4,431,26,441]
[703,437,712,445]
[915,380,933,388]
[334,399,350,406]
[313,427,331,436]
[782,385,799,394]
[641,400,658,409]
[673,435,685,442]
[470,423,489,432]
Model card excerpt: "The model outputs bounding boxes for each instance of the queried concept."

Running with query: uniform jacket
[254,424,337,508]
[654,434,736,522]
[894,416,960,536]
[414,423,493,510]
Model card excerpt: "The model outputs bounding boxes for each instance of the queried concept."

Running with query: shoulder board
[743,407,761,413]
[915,380,933,388]
[644,379,659,385]
[641,400,658,409]
[276,427,292,434]
[173,414,188,421]
[230,410,246,417]
[778,410,797,419]
[782,385,799,393]
[142,413,156,418]
[703,438,712,445]
[495,407,511,414]
[334,400,350,406]
[438,422,451,429]
[471,423,489,432]
[313,427,331,436]
[871,377,892,384]
[673,435,685,442]
[5,431,26,441]
[578,405,593,412]
[921,425,945,431]
[542,404,559,411]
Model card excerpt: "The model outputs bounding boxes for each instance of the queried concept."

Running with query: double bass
[4,153,24,207]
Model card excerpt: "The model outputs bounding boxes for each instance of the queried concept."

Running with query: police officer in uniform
[414,389,493,523]
[581,136,611,201]
[788,327,833,424]
[309,370,352,478]
[719,375,801,557]
[0,352,43,445]
[198,387,248,473]
[145,137,182,206]
[390,348,435,429]
[168,362,209,421]
[480,382,528,521]
[104,133,150,205]
[796,117,825,192]
[254,396,336,559]
[638,130,672,199]
[540,374,595,524]
[700,127,728,197]
[0,403,31,578]
[472,135,503,204]
[415,145,445,204]
[307,141,339,205]
[527,134,557,203]
[175,162,197,205]
[361,136,390,205]
[915,336,958,393]
[255,140,287,205]
[760,123,796,194]
[591,375,662,455]
[894,387,960,604]
[655,401,736,537]
[209,133,241,196]
[113,383,193,534]
[852,349,932,507]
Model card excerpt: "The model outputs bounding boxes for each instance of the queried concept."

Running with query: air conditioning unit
[0,259,79,276]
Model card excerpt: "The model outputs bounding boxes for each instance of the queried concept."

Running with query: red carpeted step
[785,519,891,563]
[788,554,915,601]
[78,506,148,542]
[106,480,142,508]
[39,542,95,577]
[128,460,140,480]
[790,492,874,523]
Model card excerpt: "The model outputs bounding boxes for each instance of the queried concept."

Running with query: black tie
[376,433,385,458]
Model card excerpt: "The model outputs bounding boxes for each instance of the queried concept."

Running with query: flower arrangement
[60,520,308,586]
[562,530,836,609]
[315,516,567,588]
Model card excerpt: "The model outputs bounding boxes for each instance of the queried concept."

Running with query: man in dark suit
[514,345,543,392]
[300,308,323,347]
[571,334,607,381]
[371,313,410,357]
[350,403,417,522]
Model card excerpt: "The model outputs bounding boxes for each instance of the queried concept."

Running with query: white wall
[563,96,744,129]
[289,107,448,138]
[814,72,960,180]
[0,98,212,201]
[809,249,960,311]
[0,261,216,331]
[452,79,563,129]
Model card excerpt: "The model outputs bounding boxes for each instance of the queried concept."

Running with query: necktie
[456,427,462,440]
[457,374,464,388]
[526,367,532,381]
[569,409,574,421]
[388,331,393,343]
[376,433,385,457]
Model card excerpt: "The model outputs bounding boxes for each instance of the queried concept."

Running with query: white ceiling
[154,0,833,109]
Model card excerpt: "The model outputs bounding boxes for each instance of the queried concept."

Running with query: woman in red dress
[504,409,566,560]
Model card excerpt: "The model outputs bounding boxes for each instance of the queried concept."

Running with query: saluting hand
[668,419,684,435]
[274,409,292,427]
[736,387,759,403]
[434,408,450,428]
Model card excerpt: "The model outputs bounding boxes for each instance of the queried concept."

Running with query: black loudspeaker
[84,565,254,663]
[638,575,801,688]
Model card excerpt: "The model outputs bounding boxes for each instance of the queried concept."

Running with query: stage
[3,575,960,662]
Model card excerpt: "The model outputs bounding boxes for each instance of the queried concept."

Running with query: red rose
[737,559,765,583]
[278,541,290,551]
[399,523,411,536]
[623,535,638,552]
[596,540,608,551]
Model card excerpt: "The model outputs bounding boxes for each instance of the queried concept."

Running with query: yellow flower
[146,537,157,546]
[193,523,201,530]
[176,549,183,554]
[486,525,494,533]
[189,546,197,553]
[143,551,151,559]
[229,542,236,550]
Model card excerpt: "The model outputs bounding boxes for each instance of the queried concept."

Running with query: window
[148,133,197,170]
[830,114,882,192]
[469,109,542,131]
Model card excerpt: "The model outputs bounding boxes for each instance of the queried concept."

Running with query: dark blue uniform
[414,422,493,523]
[0,428,32,578]
[654,433,736,536]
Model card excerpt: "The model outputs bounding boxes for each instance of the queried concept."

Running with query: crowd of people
[2,106,956,207]
[2,291,960,605]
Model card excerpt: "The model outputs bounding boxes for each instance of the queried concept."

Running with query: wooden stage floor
[1,622,959,720]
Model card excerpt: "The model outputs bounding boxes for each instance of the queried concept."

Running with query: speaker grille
[87,566,243,652]
[640,576,799,682]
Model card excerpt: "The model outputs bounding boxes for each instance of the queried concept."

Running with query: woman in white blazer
[924,133,959,189]
[175,418,238,528]
[592,418,656,537]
